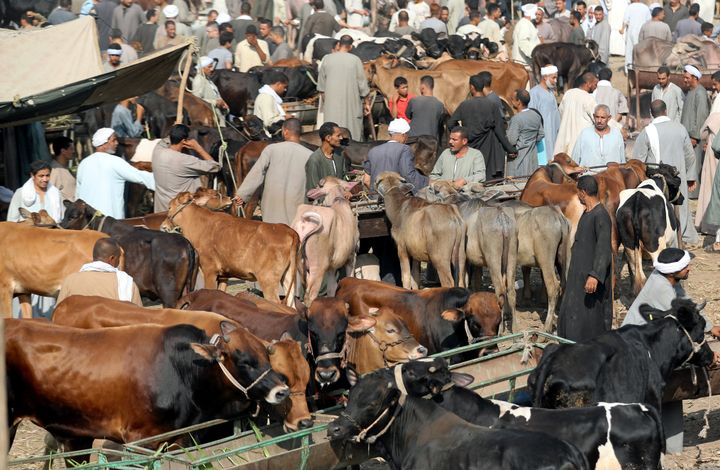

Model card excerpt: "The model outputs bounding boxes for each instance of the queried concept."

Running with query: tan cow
[0,223,108,318]
[17,209,58,227]
[52,296,313,431]
[376,172,466,289]
[291,177,359,304]
[161,192,299,305]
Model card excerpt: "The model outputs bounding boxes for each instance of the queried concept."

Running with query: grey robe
[236,141,312,225]
[507,109,544,177]
[588,18,611,64]
[632,120,699,244]
[529,85,560,159]
[651,83,684,123]
[681,85,710,198]
[318,51,370,141]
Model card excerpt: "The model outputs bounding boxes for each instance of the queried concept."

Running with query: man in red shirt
[389,76,416,122]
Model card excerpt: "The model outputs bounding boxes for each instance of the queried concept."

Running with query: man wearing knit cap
[529,64,560,162]
[363,118,428,193]
[76,128,155,219]
[681,64,710,202]
[512,3,540,65]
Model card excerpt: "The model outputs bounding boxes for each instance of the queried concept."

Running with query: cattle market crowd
[6,0,720,467]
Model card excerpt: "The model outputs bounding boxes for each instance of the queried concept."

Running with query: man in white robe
[710,71,720,114]
[529,65,561,162]
[632,99,699,245]
[651,66,684,123]
[621,0,650,71]
[554,72,598,155]
[593,68,629,123]
[512,3,540,65]
[76,128,155,219]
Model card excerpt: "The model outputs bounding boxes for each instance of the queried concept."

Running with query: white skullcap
[388,118,411,134]
[541,65,558,75]
[521,3,538,17]
[92,128,115,147]
[198,56,214,68]
[216,12,231,24]
[107,47,122,56]
[684,64,702,79]
[163,4,179,18]
[654,250,691,274]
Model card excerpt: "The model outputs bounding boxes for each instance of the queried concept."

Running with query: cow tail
[185,241,200,295]
[452,213,466,288]
[285,233,300,307]
[499,208,517,328]
[556,207,572,288]
[298,212,323,288]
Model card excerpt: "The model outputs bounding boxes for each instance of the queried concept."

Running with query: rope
[698,366,712,439]
[520,330,533,365]
[216,361,272,400]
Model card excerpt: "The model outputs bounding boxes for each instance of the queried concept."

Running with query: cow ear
[220,320,237,338]
[267,343,276,355]
[347,315,377,333]
[441,309,465,323]
[450,372,474,388]
[63,200,72,208]
[368,307,380,317]
[280,331,294,342]
[399,183,415,194]
[638,303,669,322]
[18,208,31,219]
[191,343,220,361]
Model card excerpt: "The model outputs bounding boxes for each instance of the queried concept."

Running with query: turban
[216,12,231,24]
[521,3,538,17]
[107,47,122,56]
[163,5,179,18]
[388,118,411,134]
[541,65,558,76]
[684,64,702,80]
[654,249,691,274]
[198,56,214,68]
[92,128,115,147]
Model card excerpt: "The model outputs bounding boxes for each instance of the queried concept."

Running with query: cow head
[401,357,475,396]
[647,163,684,206]
[375,171,414,197]
[382,38,417,61]
[161,192,194,232]
[306,177,357,203]
[440,292,502,345]
[446,34,469,59]
[240,115,267,140]
[638,298,715,368]
[60,199,101,229]
[296,298,349,386]
[344,307,427,383]
[584,39,600,61]
[18,208,58,227]
[411,28,444,58]
[192,187,233,211]
[425,180,460,202]
[266,336,313,431]
[190,320,290,405]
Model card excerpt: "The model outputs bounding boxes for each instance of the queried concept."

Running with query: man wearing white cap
[587,6,610,64]
[363,118,428,193]
[512,3,540,65]
[76,128,155,219]
[103,44,123,73]
[529,64,561,161]
[191,56,228,126]
[681,64,710,201]
[154,4,190,48]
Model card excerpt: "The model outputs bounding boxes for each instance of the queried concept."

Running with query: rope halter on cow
[345,328,416,369]
[665,314,707,367]
[208,333,272,400]
[82,210,105,230]
[163,198,194,232]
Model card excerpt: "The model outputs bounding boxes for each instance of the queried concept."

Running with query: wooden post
[370,0,378,33]
[176,47,195,125]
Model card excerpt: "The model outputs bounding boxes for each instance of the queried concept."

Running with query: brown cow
[161,192,299,304]
[291,177,359,304]
[376,171,466,289]
[0,223,108,318]
[51,296,312,431]
[439,292,502,346]
[17,208,58,227]
[431,59,530,104]
[6,318,288,449]
[123,187,233,230]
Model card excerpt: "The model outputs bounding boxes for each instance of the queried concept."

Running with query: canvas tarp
[0,17,193,127]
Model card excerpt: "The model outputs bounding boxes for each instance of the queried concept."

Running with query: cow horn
[698,301,707,311]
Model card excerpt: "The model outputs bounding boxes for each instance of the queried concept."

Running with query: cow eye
[385,327,396,334]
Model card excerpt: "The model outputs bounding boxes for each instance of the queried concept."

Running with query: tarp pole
[176,49,194,125]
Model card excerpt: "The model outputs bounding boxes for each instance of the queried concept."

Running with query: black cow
[531,40,600,90]
[302,36,337,62]
[402,358,664,470]
[446,34,469,59]
[60,200,199,308]
[617,163,683,294]
[412,28,445,58]
[248,65,318,101]
[328,366,590,469]
[529,298,714,413]
[211,69,261,116]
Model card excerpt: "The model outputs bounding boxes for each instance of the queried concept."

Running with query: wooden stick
[176,48,194,125]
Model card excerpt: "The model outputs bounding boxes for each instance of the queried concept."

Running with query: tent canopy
[0,17,192,127]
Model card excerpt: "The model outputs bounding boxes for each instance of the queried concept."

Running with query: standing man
[478,4,502,44]
[388,77,415,122]
[447,0,464,34]
[456,10,482,37]
[317,35,370,141]
[235,119,313,225]
[587,6,610,64]
[419,3,448,34]
[710,70,720,114]
[681,64,710,199]
[430,126,486,187]
[208,31,235,70]
[394,11,416,36]
[302,0,341,37]
[554,72,598,156]
[305,122,347,194]
[652,66,684,122]
[235,25,270,73]
[230,1,255,41]
[111,97,144,138]
[57,238,142,306]
[50,137,77,202]
[191,56,228,126]
[48,0,76,24]
[254,71,292,134]
[151,123,221,212]
[673,3,701,40]
[593,68,628,124]
[621,0,650,71]
[572,104,625,166]
[111,0,144,42]
[507,89,544,176]
[512,3,540,65]
[639,7,672,42]
[269,26,294,63]
[529,65,561,162]
[133,9,159,55]
[633,99,699,245]
[557,175,613,341]
[76,128,155,219]
[389,0,417,32]
[363,118,428,192]
[569,11,586,45]
[449,75,516,178]
[406,75,447,141]
[535,7,557,44]
[663,0,689,33]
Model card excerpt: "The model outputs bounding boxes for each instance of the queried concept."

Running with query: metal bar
[469,367,537,390]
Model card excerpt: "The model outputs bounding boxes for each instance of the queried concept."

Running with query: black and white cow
[401,358,664,469]
[528,298,714,414]
[617,163,683,294]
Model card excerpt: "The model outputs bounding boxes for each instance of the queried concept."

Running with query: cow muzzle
[408,345,428,360]
[315,366,340,385]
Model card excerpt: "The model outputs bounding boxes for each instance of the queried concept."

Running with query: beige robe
[57,271,142,306]
[695,112,720,227]
[49,160,76,202]
[554,88,597,156]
